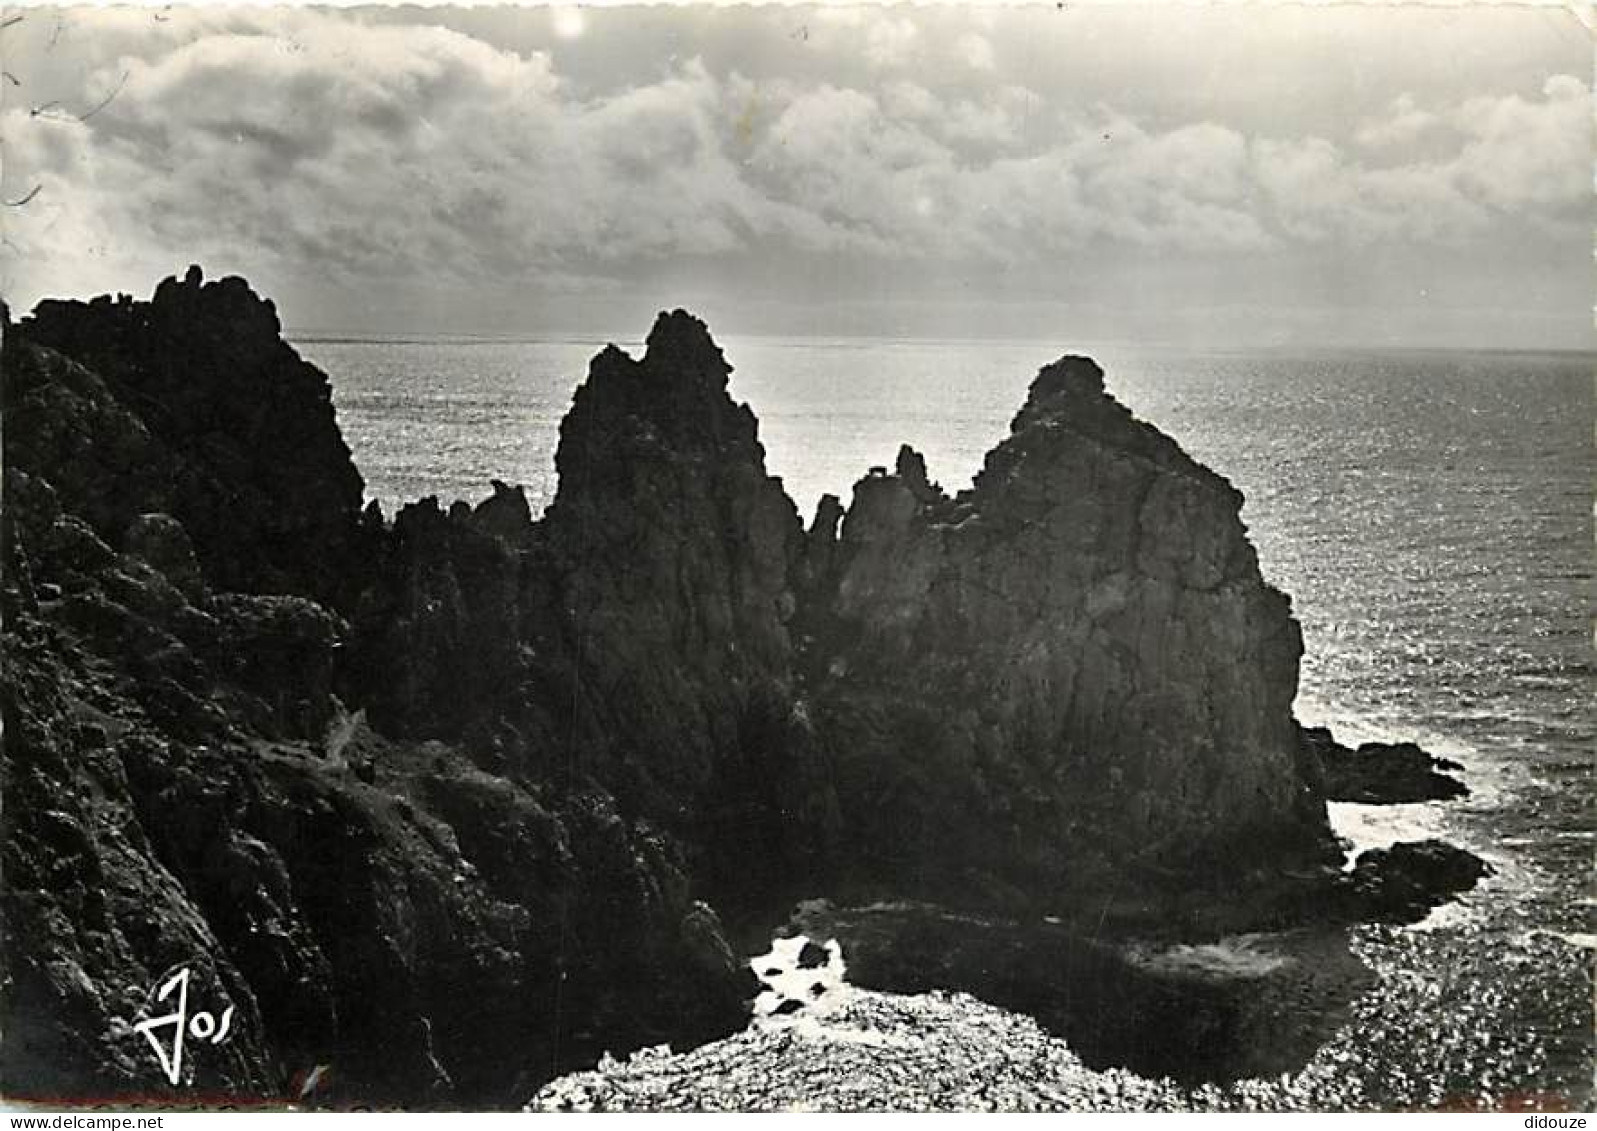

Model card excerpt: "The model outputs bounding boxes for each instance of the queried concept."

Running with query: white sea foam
[749,935,851,1021]
[1327,800,1451,862]
[1408,896,1479,933]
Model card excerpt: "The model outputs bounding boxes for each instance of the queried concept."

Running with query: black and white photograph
[0,0,1591,1114]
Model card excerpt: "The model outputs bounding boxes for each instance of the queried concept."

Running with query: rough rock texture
[339,313,840,912]
[3,274,1481,1107]
[1299,725,1468,804]
[535,314,837,906]
[796,357,1337,920]
[14,266,368,607]
[2,289,753,1105]
[1343,840,1488,924]
[0,588,750,1105]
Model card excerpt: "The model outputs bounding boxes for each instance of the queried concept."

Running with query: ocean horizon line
[285,327,1597,360]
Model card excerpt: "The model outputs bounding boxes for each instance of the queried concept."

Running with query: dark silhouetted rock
[1346,839,1488,924]
[15,267,368,606]
[2,289,756,1107]
[797,354,1337,924]
[4,279,1486,1108]
[1299,725,1468,804]
[469,480,536,547]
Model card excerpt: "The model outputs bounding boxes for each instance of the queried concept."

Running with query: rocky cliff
[1,279,754,1105]
[338,311,839,913]
[2,270,1477,1107]
[17,267,369,608]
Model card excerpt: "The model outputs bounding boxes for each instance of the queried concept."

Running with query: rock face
[536,314,836,905]
[15,266,368,607]
[3,273,1480,1107]
[796,356,1336,919]
[0,587,751,1104]
[2,287,753,1105]
[339,312,839,913]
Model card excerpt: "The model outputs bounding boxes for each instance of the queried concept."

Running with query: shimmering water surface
[299,333,1593,1109]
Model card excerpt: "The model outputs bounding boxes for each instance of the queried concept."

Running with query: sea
[296,333,1593,1111]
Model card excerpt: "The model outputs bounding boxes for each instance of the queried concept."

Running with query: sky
[2,2,1591,347]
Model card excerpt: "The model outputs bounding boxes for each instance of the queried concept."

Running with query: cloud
[863,15,919,69]
[1,9,1587,314]
[1452,73,1590,210]
[956,33,996,72]
[1253,137,1491,245]
[1254,75,1587,246]
[3,17,832,298]
[1355,94,1441,151]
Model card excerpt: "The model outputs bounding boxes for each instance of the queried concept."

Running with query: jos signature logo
[133,965,236,1086]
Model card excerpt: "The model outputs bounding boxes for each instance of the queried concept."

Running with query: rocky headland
[1,269,1483,1107]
